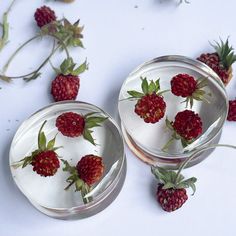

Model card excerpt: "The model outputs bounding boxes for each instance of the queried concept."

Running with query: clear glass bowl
[118,55,228,168]
[9,101,126,219]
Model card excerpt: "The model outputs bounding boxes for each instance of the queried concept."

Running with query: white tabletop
[1,0,236,235]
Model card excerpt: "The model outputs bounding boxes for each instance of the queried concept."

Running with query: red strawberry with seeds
[76,155,104,186]
[62,155,105,204]
[151,166,196,212]
[32,150,60,177]
[163,110,203,151]
[171,74,210,108]
[227,99,236,121]
[197,38,236,85]
[34,6,56,28]
[51,57,88,102]
[56,111,107,145]
[13,121,61,177]
[127,77,167,123]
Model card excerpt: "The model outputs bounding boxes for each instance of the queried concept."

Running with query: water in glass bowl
[10,101,125,213]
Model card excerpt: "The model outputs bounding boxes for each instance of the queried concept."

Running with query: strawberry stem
[174,144,236,184]
[3,35,41,73]
[64,180,76,190]
[162,137,175,152]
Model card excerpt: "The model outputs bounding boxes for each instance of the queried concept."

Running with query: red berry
[31,150,60,177]
[134,94,166,123]
[76,155,104,186]
[227,100,236,121]
[171,74,197,97]
[173,110,203,141]
[157,184,188,212]
[34,6,56,28]
[56,112,85,137]
[51,74,80,102]
[197,53,229,85]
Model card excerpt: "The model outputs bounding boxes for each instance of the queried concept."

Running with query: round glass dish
[9,101,126,219]
[118,55,228,168]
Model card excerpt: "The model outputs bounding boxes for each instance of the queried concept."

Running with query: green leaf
[60,57,74,74]
[72,60,88,75]
[39,131,47,151]
[75,179,83,191]
[83,129,96,145]
[85,116,107,125]
[47,135,57,150]
[148,80,156,94]
[155,79,160,91]
[162,182,175,189]
[141,77,148,94]
[37,121,47,150]
[22,156,33,168]
[127,90,144,98]
[61,159,77,175]
[197,79,208,88]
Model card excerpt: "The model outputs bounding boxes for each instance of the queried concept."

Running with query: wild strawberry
[163,110,203,151]
[227,99,236,121]
[31,150,60,177]
[127,77,167,123]
[13,121,61,177]
[151,166,196,212]
[62,155,105,204]
[51,74,80,102]
[197,38,236,85]
[56,111,107,145]
[76,155,104,186]
[171,74,210,108]
[51,58,88,102]
[34,6,56,28]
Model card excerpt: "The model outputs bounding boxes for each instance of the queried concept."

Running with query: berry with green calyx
[12,121,61,177]
[197,38,236,85]
[152,144,236,212]
[51,57,88,101]
[62,155,104,204]
[56,111,108,145]
[127,77,168,123]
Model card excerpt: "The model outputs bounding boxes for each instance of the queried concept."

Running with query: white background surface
[1,0,236,235]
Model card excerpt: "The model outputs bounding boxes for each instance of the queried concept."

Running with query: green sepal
[127,90,144,98]
[83,129,96,145]
[61,159,77,175]
[127,77,165,100]
[141,77,149,94]
[151,165,197,194]
[71,60,89,76]
[47,134,57,150]
[82,113,108,146]
[211,38,236,69]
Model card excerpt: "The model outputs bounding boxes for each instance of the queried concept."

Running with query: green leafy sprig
[62,159,92,204]
[127,77,168,100]
[12,121,61,168]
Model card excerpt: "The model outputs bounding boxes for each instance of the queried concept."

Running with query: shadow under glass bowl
[9,101,126,219]
[118,55,228,168]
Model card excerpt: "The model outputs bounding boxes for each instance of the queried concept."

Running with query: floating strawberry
[227,99,236,121]
[34,6,56,28]
[170,74,210,108]
[197,38,236,85]
[151,166,196,212]
[127,77,167,123]
[62,155,104,204]
[51,57,88,101]
[56,111,107,145]
[163,110,203,151]
[13,121,61,177]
